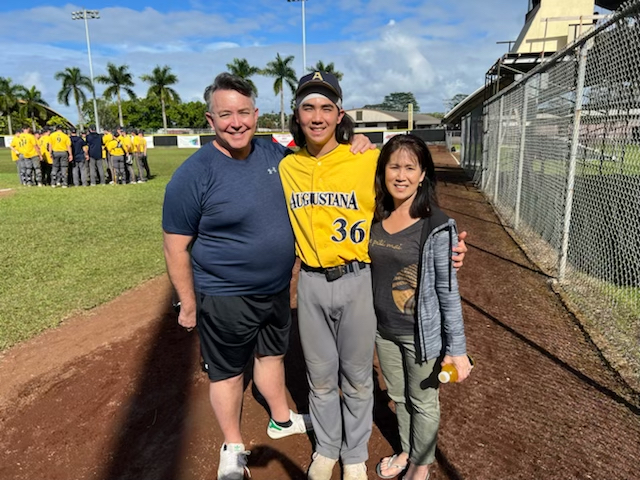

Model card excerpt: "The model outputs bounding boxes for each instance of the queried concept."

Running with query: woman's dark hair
[289,110,355,150]
[374,134,437,222]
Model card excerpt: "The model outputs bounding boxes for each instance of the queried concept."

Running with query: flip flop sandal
[376,454,408,479]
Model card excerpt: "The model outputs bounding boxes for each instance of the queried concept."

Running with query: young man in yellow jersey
[102,127,114,183]
[106,129,127,184]
[9,133,23,184]
[49,125,72,188]
[279,72,378,480]
[37,129,53,185]
[18,126,43,186]
[132,129,148,183]
[279,73,467,480]
[117,127,135,184]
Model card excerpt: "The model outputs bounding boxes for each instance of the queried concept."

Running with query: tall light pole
[287,0,307,74]
[71,9,100,132]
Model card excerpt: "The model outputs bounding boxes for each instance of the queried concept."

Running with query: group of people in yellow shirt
[9,125,149,187]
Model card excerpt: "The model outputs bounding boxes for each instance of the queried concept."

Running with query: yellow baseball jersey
[133,136,147,153]
[106,138,125,156]
[102,132,114,146]
[18,133,39,158]
[39,135,52,164]
[9,135,20,161]
[50,131,71,152]
[118,135,132,153]
[279,144,379,268]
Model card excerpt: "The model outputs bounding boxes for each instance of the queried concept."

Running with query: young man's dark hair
[203,72,255,112]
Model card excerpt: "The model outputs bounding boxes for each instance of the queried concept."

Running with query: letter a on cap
[312,72,324,81]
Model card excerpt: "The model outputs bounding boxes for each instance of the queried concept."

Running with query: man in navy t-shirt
[70,128,88,187]
[163,73,306,480]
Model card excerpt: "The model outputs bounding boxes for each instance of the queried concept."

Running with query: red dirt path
[1,146,639,480]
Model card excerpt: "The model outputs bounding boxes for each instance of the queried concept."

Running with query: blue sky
[1,0,534,123]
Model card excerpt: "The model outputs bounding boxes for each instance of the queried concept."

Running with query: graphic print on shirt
[392,264,418,315]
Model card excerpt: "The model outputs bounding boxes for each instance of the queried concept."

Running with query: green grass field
[0,147,197,351]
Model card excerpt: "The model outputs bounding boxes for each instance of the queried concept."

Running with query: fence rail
[460,0,640,387]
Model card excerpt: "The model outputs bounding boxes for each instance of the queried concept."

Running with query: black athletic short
[196,288,291,381]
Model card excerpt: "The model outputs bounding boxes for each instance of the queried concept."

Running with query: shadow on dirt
[97,298,199,480]
[462,296,640,413]
[248,445,306,479]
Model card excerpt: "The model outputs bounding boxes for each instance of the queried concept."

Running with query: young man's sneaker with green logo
[266,409,312,439]
[217,443,250,480]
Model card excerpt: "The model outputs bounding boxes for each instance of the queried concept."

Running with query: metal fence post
[514,82,530,229]
[559,42,589,282]
[481,106,489,189]
[494,96,505,203]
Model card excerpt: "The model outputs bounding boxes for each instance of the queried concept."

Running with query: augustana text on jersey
[289,191,360,210]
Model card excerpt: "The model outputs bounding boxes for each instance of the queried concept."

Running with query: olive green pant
[375,329,440,465]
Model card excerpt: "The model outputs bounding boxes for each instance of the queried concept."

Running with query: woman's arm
[432,225,471,381]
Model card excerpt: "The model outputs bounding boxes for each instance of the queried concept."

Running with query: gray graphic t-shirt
[369,219,424,336]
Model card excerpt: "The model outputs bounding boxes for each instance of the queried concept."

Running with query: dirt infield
[1,146,639,480]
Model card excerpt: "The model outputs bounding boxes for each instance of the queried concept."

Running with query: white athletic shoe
[217,443,250,480]
[343,462,367,480]
[307,452,338,480]
[266,409,312,439]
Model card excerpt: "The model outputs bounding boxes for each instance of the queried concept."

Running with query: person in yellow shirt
[17,126,42,186]
[37,129,53,185]
[133,129,148,183]
[278,73,379,480]
[106,128,127,184]
[118,127,136,184]
[102,127,114,183]
[49,125,72,188]
[9,133,23,184]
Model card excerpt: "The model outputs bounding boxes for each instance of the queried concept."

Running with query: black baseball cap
[70,128,77,134]
[295,71,343,108]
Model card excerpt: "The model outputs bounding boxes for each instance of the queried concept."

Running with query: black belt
[301,261,369,282]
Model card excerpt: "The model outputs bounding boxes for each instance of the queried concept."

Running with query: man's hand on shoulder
[349,134,376,154]
[452,231,468,270]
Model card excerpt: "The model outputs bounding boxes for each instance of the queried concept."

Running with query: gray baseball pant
[72,159,88,186]
[297,264,376,464]
[23,156,40,185]
[134,153,147,182]
[51,151,69,186]
[111,155,126,184]
[89,157,106,185]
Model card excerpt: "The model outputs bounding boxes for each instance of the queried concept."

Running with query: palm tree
[95,63,137,127]
[226,58,261,97]
[55,67,93,129]
[19,86,49,131]
[307,61,344,81]
[0,77,24,135]
[262,53,297,131]
[140,65,180,132]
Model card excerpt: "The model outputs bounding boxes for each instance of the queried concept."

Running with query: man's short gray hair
[204,73,256,112]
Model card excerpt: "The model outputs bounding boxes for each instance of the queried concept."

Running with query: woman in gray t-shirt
[369,134,472,480]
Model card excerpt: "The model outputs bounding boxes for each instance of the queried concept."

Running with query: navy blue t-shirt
[70,135,87,161]
[85,132,103,159]
[162,139,295,296]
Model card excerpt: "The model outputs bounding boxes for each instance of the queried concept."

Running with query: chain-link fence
[461,0,640,387]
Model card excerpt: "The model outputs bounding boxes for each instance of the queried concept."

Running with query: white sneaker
[307,452,337,480]
[267,409,312,439]
[217,443,250,480]
[343,462,367,480]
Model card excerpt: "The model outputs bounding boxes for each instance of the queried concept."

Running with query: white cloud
[0,0,528,123]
